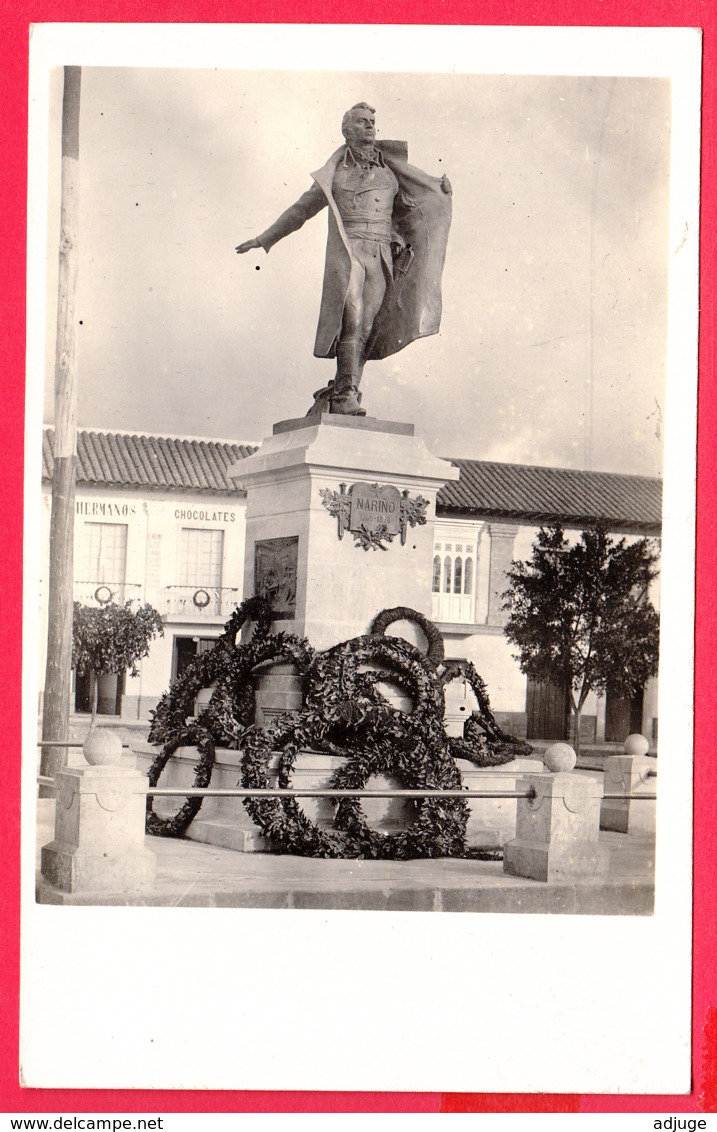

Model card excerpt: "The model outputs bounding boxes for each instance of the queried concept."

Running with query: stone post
[503,743,609,882]
[600,734,656,835]
[41,729,156,894]
[456,756,546,849]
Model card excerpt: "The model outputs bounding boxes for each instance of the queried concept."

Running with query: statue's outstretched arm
[236,182,327,255]
[235,237,262,254]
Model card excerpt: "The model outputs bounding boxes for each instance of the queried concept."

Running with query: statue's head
[341,102,376,147]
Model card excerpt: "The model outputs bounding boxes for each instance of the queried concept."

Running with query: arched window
[464,557,474,595]
[432,555,441,592]
[443,556,451,592]
[454,556,463,594]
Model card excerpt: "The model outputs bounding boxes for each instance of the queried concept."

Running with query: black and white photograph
[22,23,699,1094]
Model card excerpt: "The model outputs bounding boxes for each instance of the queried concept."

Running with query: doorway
[526,677,570,741]
[605,685,644,743]
[172,635,219,682]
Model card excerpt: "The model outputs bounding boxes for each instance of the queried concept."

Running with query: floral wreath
[440,658,533,767]
[240,721,468,862]
[145,728,217,838]
[146,596,314,836]
[369,605,445,666]
[146,597,530,854]
[240,630,468,859]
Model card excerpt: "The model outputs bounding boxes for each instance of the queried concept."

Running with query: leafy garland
[145,729,216,838]
[441,659,534,767]
[239,631,468,858]
[370,606,445,667]
[146,596,530,855]
[240,717,467,860]
[146,596,314,836]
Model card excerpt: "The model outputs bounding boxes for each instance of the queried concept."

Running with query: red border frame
[2,1,713,1115]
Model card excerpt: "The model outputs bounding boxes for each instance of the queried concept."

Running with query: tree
[72,601,164,725]
[502,524,660,755]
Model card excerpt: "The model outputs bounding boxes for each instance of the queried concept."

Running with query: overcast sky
[43,67,670,476]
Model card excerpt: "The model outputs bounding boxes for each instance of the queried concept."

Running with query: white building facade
[39,431,252,722]
[39,429,661,746]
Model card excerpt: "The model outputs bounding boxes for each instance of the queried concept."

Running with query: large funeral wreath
[146,598,531,856]
[146,595,314,837]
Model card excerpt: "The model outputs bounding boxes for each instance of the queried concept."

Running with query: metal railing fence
[36,776,656,802]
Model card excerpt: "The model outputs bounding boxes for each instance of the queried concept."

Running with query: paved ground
[35,799,655,914]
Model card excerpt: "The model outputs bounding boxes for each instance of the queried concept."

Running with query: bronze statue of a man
[236,103,452,417]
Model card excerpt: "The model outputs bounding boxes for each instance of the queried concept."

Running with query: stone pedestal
[456,758,545,849]
[41,765,156,894]
[228,414,459,650]
[253,664,304,728]
[601,754,656,835]
[134,744,267,852]
[133,744,413,849]
[503,772,609,882]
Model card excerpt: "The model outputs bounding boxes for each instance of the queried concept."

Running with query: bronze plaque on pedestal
[349,482,401,536]
[320,481,429,551]
[254,536,298,619]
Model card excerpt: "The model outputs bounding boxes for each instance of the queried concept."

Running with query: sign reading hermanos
[320,481,428,551]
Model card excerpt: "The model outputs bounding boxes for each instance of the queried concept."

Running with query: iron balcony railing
[156,585,240,619]
[73,580,142,606]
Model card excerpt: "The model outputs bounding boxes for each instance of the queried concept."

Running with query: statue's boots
[331,342,367,416]
[331,382,365,416]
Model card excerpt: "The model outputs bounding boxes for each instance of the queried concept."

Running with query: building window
[73,522,130,714]
[431,525,481,623]
[164,528,225,617]
[179,528,224,588]
[432,555,441,592]
[464,557,474,597]
[78,522,128,603]
[454,556,463,594]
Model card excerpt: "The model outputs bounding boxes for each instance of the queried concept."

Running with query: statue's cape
[310,141,452,360]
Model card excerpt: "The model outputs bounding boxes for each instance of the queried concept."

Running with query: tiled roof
[42,429,662,532]
[437,459,662,535]
[42,429,257,495]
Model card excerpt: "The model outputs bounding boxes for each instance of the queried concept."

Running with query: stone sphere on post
[623,733,650,757]
[83,727,124,766]
[543,742,577,773]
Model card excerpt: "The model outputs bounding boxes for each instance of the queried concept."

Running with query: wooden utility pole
[40,67,81,789]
